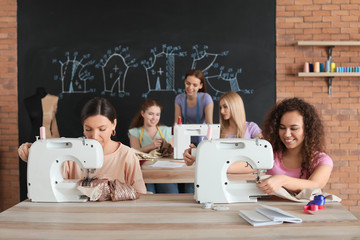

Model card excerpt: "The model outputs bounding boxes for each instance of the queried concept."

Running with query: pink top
[62,142,146,194]
[267,152,333,179]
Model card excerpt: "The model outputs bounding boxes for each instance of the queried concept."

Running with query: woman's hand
[18,142,32,162]
[152,137,163,149]
[183,144,196,166]
[256,175,286,195]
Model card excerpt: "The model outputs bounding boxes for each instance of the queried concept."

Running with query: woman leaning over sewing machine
[128,98,178,194]
[174,69,214,125]
[183,96,333,194]
[257,97,333,195]
[18,97,147,194]
[183,91,263,173]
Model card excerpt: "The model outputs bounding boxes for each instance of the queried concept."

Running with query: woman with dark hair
[128,98,178,194]
[18,97,147,194]
[183,97,333,195]
[258,97,333,194]
[174,69,214,125]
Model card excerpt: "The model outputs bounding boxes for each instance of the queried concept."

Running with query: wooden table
[0,194,359,240]
[141,158,261,184]
[141,158,194,183]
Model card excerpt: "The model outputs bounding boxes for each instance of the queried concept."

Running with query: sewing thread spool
[331,62,336,72]
[325,60,331,72]
[206,126,213,140]
[314,62,320,72]
[303,62,309,73]
[40,126,46,140]
[309,63,313,72]
[177,116,182,124]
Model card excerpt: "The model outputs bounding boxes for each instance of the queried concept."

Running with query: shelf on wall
[298,72,360,77]
[297,41,360,95]
[297,41,360,46]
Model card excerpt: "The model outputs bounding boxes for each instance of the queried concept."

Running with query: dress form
[24,88,60,139]
[41,94,60,138]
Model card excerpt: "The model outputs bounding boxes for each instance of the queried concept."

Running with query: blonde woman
[219,91,262,139]
[183,91,262,172]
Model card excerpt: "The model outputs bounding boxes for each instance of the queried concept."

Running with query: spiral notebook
[239,204,302,227]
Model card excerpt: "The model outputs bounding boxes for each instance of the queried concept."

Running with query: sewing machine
[173,124,220,159]
[194,138,274,203]
[27,137,103,202]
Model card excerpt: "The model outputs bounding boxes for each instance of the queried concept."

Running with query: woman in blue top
[128,99,178,194]
[174,69,213,193]
[174,69,214,125]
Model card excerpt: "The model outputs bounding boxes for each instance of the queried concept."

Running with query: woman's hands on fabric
[152,137,163,149]
[183,144,196,166]
[256,175,286,195]
[18,142,32,162]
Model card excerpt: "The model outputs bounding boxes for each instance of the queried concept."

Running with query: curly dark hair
[262,97,326,178]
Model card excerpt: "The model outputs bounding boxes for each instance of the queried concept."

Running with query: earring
[112,130,116,136]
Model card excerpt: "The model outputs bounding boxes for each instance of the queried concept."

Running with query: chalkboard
[18,0,276,200]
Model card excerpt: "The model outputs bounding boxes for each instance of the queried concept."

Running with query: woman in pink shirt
[258,97,333,194]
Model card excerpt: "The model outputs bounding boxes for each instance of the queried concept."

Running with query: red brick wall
[0,0,359,211]
[277,0,360,211]
[0,0,18,212]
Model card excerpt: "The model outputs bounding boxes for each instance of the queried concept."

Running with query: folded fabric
[109,179,140,201]
[77,178,140,201]
[131,148,158,161]
[131,138,174,160]
[258,175,341,203]
[274,187,341,203]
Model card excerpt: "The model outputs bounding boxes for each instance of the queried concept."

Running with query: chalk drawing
[140,44,187,98]
[95,46,138,97]
[53,52,96,99]
[190,45,253,100]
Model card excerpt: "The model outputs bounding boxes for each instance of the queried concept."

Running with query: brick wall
[277,0,360,211]
[0,0,18,212]
[0,0,359,212]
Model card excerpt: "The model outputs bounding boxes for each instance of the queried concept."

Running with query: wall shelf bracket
[328,77,333,95]
[328,46,334,59]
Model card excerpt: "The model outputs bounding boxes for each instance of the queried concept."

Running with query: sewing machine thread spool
[177,116,182,124]
[40,126,46,140]
[206,126,212,140]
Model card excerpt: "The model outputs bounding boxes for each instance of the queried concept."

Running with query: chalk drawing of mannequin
[61,60,85,93]
[102,54,128,94]
[24,87,60,139]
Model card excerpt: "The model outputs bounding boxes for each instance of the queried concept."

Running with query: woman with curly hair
[257,97,333,195]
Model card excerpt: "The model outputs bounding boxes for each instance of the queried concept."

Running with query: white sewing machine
[27,137,103,202]
[173,124,220,159]
[194,138,274,203]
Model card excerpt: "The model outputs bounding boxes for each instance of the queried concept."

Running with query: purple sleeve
[201,92,213,107]
[245,121,262,138]
[175,93,186,108]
